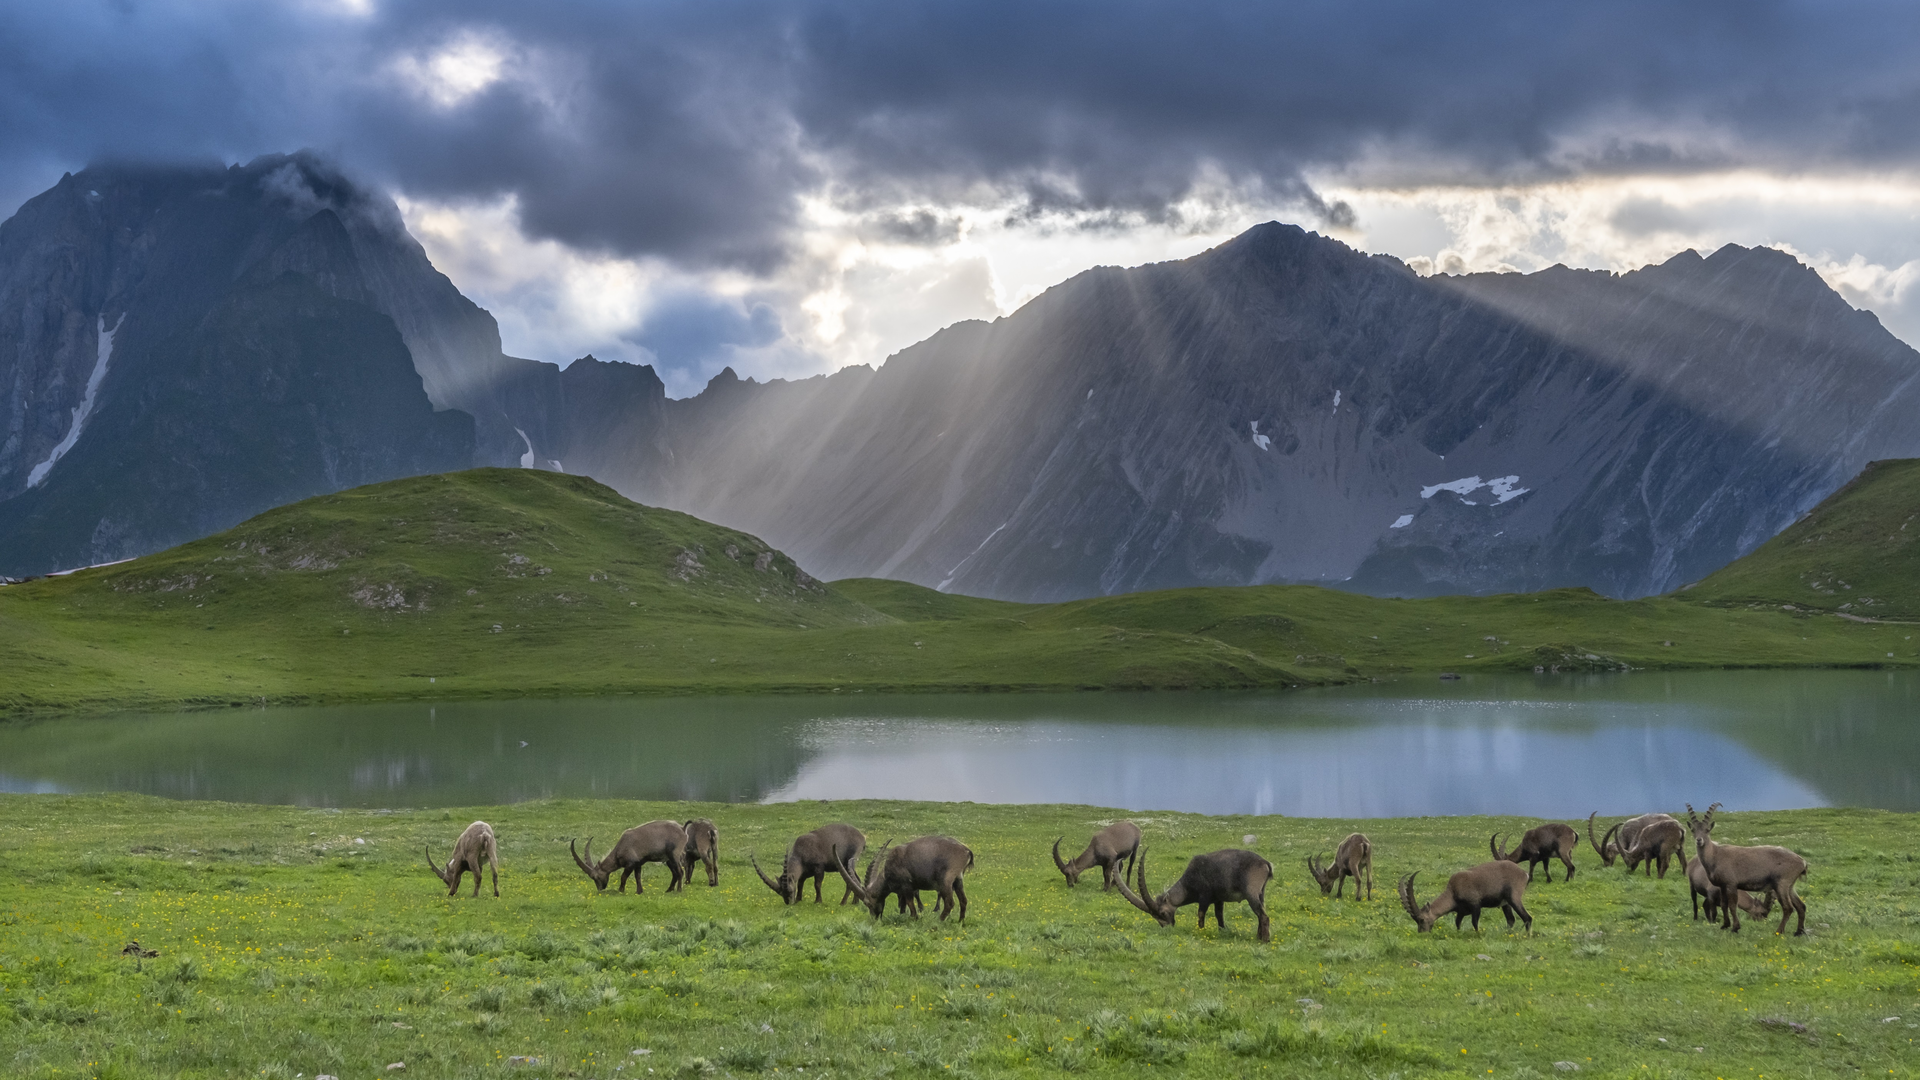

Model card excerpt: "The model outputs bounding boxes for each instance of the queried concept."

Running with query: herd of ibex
[421,803,1811,939]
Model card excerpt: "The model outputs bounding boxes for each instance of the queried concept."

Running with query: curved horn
[1490,832,1504,861]
[749,854,785,898]
[1135,846,1153,900]
[1600,823,1621,857]
[424,844,451,885]
[1112,847,1156,915]
[1051,837,1070,878]
[1397,873,1421,920]
[1705,802,1721,831]
[1586,811,1600,854]
[831,845,869,901]
[570,837,597,878]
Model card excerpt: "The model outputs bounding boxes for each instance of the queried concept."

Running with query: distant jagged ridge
[591,226,1920,601]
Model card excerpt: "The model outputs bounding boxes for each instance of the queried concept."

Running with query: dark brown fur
[1492,823,1579,882]
[1398,862,1532,933]
[751,823,867,905]
[682,818,720,886]
[837,836,974,922]
[1114,848,1274,943]
[570,820,688,894]
[1686,803,1808,935]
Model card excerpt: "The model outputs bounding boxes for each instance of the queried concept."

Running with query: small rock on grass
[1553,1064,1579,1073]
[507,1057,543,1066]
[387,1064,405,1072]
[631,1049,652,1056]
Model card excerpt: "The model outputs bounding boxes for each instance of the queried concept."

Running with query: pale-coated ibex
[1113,848,1273,943]
[570,820,689,894]
[683,819,719,886]
[1491,823,1578,882]
[1306,832,1373,900]
[1397,862,1532,933]
[1686,803,1808,935]
[751,823,867,905]
[425,821,499,898]
[1617,817,1687,878]
[836,836,974,922]
[1589,810,1679,867]
[1686,853,1774,924]
[1052,821,1141,889]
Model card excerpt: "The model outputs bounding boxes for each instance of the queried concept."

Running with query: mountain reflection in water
[0,671,1912,813]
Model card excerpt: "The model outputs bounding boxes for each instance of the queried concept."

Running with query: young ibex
[1617,817,1687,878]
[1113,848,1274,943]
[1589,810,1679,867]
[569,820,689,894]
[835,836,974,922]
[682,819,720,886]
[425,821,499,898]
[751,823,867,905]
[1686,803,1808,935]
[1306,832,1373,900]
[1397,862,1532,933]
[1052,821,1141,889]
[1686,853,1775,923]
[1491,823,1578,882]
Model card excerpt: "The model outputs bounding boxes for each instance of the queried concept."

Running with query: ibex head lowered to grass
[1052,821,1141,889]
[751,823,867,905]
[1113,848,1273,943]
[569,820,689,894]
[1491,822,1579,882]
[426,821,499,898]
[836,836,974,922]
[1686,803,1808,935]
[1617,816,1687,878]
[1305,832,1373,900]
[1589,811,1678,867]
[1397,861,1532,934]
[682,819,719,887]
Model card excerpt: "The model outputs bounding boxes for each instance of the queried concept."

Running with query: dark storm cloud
[6,1,1920,271]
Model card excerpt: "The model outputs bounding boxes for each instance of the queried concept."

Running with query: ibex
[1686,803,1808,935]
[425,821,499,898]
[682,819,719,886]
[569,820,688,894]
[1491,823,1578,882]
[1052,821,1141,889]
[1397,862,1532,933]
[1113,848,1273,943]
[1589,810,1679,867]
[1305,832,1373,900]
[1617,817,1687,878]
[835,836,974,922]
[1686,853,1775,923]
[750,823,867,905]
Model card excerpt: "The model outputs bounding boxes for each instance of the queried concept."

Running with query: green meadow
[2,796,1915,1079]
[5,466,1920,716]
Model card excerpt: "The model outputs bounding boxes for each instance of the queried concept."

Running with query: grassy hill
[1681,457,1920,619]
[4,467,1918,714]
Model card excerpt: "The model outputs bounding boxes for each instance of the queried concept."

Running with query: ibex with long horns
[1306,833,1372,900]
[1052,821,1141,889]
[1686,853,1774,923]
[425,821,499,897]
[1686,803,1808,935]
[751,823,867,905]
[1589,811,1679,867]
[1617,817,1687,878]
[1491,823,1579,882]
[1113,848,1273,943]
[682,819,720,886]
[1397,862,1532,933]
[569,820,688,894]
[836,836,974,922]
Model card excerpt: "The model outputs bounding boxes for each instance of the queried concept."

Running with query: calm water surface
[2,671,1916,815]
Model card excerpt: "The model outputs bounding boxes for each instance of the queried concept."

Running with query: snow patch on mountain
[1249,421,1271,451]
[28,314,122,488]
[1420,474,1530,504]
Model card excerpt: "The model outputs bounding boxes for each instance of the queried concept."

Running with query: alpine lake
[4,669,1915,814]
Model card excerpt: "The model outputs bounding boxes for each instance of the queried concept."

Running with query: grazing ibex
[1306,833,1373,900]
[1686,803,1808,935]
[1052,821,1141,889]
[569,820,688,894]
[682,819,720,886]
[836,836,974,922]
[1617,817,1687,879]
[1685,853,1775,924]
[1397,862,1533,934]
[1113,848,1274,943]
[425,821,499,898]
[1491,823,1578,882]
[751,823,867,905]
[1589,811,1679,867]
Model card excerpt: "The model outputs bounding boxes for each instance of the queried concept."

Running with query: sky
[9,1,1920,397]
